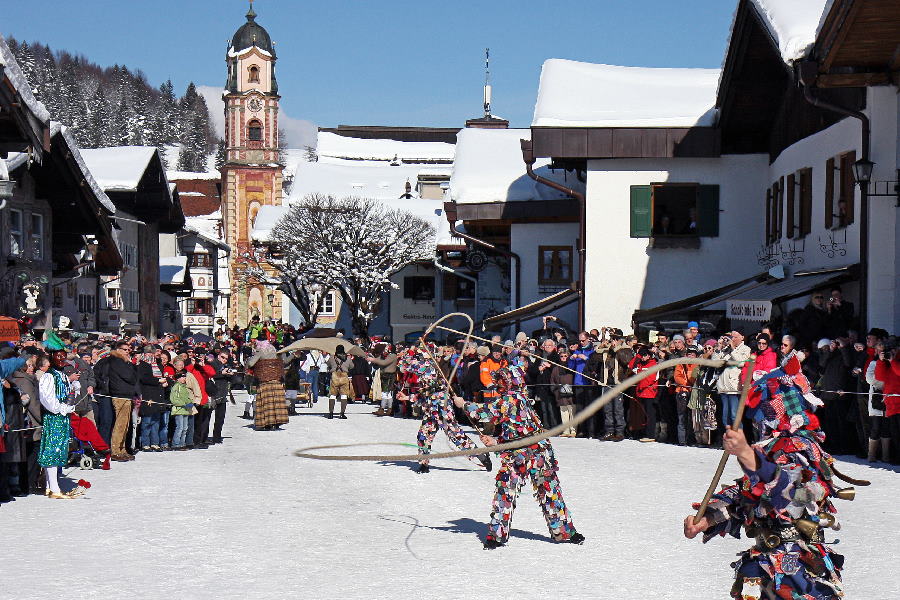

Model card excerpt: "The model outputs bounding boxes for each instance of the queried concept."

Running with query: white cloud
[198,85,318,149]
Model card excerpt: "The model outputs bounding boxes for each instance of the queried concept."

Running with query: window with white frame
[30,213,44,260]
[321,290,336,316]
[9,209,23,256]
[105,288,121,310]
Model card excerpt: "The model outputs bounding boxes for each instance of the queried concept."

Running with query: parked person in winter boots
[186,353,216,448]
[874,343,900,464]
[136,347,167,452]
[713,330,751,430]
[550,348,576,437]
[629,345,659,442]
[569,332,596,438]
[7,354,43,494]
[97,341,141,462]
[209,350,235,443]
[349,350,371,404]
[367,344,398,416]
[327,346,353,419]
[673,346,700,446]
[454,366,583,549]
[865,341,889,462]
[169,370,195,450]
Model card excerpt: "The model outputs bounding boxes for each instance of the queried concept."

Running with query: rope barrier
[294,356,745,462]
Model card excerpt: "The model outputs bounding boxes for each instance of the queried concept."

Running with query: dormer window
[248,65,260,83]
[248,120,263,142]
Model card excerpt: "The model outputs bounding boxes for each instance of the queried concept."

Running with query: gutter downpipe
[444,205,521,332]
[521,138,586,330]
[799,62,870,331]
[432,255,479,328]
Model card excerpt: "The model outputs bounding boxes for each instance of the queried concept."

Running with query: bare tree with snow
[266,194,435,339]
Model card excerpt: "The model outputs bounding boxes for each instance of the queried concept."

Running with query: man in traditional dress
[684,353,850,599]
[397,347,491,474]
[453,366,584,549]
[37,335,80,498]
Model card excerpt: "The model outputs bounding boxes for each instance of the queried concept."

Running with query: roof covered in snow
[80,146,160,192]
[249,205,285,243]
[167,169,221,181]
[748,0,832,64]
[0,35,51,124]
[184,211,226,246]
[450,128,581,204]
[316,132,455,163]
[49,122,116,214]
[532,59,720,128]
[256,134,461,248]
[159,256,188,285]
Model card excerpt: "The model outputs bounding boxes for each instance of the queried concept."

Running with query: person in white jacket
[712,330,752,429]
[865,344,889,462]
[38,350,78,498]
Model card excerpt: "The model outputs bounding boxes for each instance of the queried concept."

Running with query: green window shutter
[629,185,652,238]
[696,184,720,237]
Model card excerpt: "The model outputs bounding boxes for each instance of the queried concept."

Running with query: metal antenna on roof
[483,48,492,118]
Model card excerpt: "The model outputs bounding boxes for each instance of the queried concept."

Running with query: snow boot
[478,455,493,472]
[240,410,251,420]
[418,463,430,474]
[868,439,879,462]
[881,438,891,463]
[338,413,347,419]
[326,413,334,419]
[565,532,586,545]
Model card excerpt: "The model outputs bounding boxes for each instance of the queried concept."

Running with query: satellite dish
[466,249,488,272]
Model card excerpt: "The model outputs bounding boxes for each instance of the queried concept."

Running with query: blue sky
[5,0,736,130]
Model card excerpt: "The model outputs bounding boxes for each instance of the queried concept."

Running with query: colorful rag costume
[463,366,577,545]
[38,369,73,468]
[696,354,849,600]
[398,349,482,466]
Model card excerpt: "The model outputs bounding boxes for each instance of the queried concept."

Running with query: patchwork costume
[398,349,486,470]
[695,354,851,599]
[462,366,582,547]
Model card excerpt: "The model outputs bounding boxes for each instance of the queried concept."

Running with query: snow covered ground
[5,392,899,600]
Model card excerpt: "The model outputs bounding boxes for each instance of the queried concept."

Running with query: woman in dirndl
[246,341,289,431]
[38,349,77,498]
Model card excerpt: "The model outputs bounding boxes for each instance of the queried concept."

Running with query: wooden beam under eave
[817,71,893,87]
[820,0,865,72]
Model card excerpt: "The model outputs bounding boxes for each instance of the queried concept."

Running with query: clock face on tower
[248,98,262,113]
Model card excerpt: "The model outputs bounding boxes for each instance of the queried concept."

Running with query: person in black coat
[209,350,235,444]
[527,339,561,429]
[96,343,141,461]
[136,350,167,451]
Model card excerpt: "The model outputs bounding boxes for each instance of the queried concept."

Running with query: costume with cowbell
[695,353,853,599]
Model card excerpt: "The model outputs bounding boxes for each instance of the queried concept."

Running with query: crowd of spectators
[2,285,897,502]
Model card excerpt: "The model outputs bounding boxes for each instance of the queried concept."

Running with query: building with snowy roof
[1,34,127,331]
[516,0,900,337]
[80,146,183,337]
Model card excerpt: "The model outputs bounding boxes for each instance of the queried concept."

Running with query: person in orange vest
[479,345,507,400]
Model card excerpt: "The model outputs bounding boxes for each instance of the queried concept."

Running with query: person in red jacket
[874,345,900,464]
[186,353,216,449]
[629,345,658,442]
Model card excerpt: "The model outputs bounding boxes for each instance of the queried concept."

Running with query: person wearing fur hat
[684,352,851,599]
[453,365,583,549]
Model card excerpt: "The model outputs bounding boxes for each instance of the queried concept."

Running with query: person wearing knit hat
[514,332,528,345]
[476,346,490,357]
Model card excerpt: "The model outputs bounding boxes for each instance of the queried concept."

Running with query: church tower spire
[222,3,284,325]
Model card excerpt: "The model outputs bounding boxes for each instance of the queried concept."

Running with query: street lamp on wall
[852,157,875,188]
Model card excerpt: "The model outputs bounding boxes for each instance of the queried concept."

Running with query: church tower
[222,2,284,325]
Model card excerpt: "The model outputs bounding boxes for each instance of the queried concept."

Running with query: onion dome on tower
[226,2,278,94]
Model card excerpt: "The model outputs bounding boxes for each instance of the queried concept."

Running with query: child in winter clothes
[169,371,195,450]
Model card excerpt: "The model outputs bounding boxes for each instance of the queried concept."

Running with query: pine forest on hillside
[6,36,217,171]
